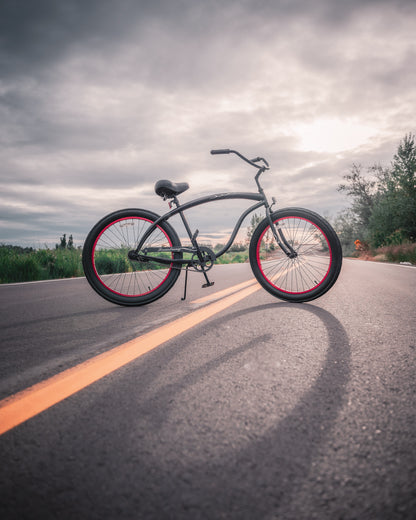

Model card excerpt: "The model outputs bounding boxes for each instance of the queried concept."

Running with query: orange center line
[0,282,260,436]
[191,278,257,304]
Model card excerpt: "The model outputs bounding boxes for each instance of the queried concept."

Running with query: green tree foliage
[333,208,360,255]
[337,133,416,249]
[57,233,67,249]
[56,233,75,250]
[337,163,377,236]
[369,133,416,246]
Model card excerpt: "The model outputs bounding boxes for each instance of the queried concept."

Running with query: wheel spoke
[92,217,174,298]
[256,216,332,295]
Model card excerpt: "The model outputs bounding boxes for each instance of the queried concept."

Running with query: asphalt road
[0,260,415,519]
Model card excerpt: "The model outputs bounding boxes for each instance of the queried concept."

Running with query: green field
[0,246,84,284]
[0,244,250,284]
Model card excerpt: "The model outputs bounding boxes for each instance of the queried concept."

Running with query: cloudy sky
[1,0,415,247]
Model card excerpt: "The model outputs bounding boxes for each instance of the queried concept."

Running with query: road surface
[0,260,415,519]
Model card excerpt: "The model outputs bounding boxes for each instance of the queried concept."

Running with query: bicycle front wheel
[249,208,342,302]
[82,209,182,306]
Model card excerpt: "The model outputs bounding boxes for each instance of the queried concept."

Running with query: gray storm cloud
[1,0,415,245]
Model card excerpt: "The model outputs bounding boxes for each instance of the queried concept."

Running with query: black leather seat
[155,179,189,199]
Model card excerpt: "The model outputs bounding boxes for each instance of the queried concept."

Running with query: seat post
[172,196,194,242]
[172,195,214,290]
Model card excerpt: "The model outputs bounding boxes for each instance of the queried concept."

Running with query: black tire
[82,209,182,306]
[249,208,342,302]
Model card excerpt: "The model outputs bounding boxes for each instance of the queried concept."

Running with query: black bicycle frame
[134,192,265,262]
[133,158,297,266]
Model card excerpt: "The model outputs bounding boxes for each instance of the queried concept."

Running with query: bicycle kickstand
[181,265,190,301]
[201,269,214,289]
[181,266,214,301]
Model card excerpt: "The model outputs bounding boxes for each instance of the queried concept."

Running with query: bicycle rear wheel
[249,208,342,302]
[82,209,182,306]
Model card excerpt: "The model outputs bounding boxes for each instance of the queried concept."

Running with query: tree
[392,133,416,196]
[337,133,416,249]
[337,163,376,238]
[56,234,67,249]
[333,208,361,255]
[56,233,75,250]
[369,133,416,246]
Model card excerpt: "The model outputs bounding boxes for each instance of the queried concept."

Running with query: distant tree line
[335,133,416,254]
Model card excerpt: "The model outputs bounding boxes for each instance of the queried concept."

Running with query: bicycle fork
[266,206,298,259]
[256,171,297,259]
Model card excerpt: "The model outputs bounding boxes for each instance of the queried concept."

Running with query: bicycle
[82,149,342,306]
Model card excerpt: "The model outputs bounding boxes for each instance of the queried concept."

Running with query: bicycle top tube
[150,191,265,231]
[134,191,266,254]
[164,192,264,220]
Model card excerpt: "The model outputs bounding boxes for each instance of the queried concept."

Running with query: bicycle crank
[191,246,216,272]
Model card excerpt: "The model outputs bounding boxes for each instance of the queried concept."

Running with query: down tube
[215,200,265,257]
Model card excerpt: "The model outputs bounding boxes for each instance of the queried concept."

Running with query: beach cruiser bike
[82,149,342,306]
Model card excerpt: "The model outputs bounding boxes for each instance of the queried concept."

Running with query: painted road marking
[0,281,260,436]
[191,262,302,306]
[191,278,257,304]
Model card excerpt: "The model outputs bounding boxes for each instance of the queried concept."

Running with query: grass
[0,246,84,284]
[0,244,251,284]
[215,251,249,264]
[3,237,413,285]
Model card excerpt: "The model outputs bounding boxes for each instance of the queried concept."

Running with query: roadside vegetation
[334,133,416,264]
[214,242,249,264]
[0,235,84,284]
[0,235,250,284]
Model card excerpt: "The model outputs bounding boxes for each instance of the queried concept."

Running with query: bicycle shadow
[0,301,351,520]
[128,301,352,518]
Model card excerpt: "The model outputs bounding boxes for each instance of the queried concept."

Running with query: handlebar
[210,149,231,155]
[210,149,269,169]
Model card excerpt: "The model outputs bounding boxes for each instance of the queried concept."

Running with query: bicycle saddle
[155,179,189,198]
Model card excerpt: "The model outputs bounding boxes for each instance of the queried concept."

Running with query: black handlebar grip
[210,149,231,155]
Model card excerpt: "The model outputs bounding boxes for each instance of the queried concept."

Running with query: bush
[49,248,83,278]
[0,246,41,283]
[216,251,249,264]
[0,245,83,283]
[384,229,408,246]
[378,243,416,264]
[94,250,129,274]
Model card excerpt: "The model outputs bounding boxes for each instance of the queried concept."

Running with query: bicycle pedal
[202,282,215,288]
